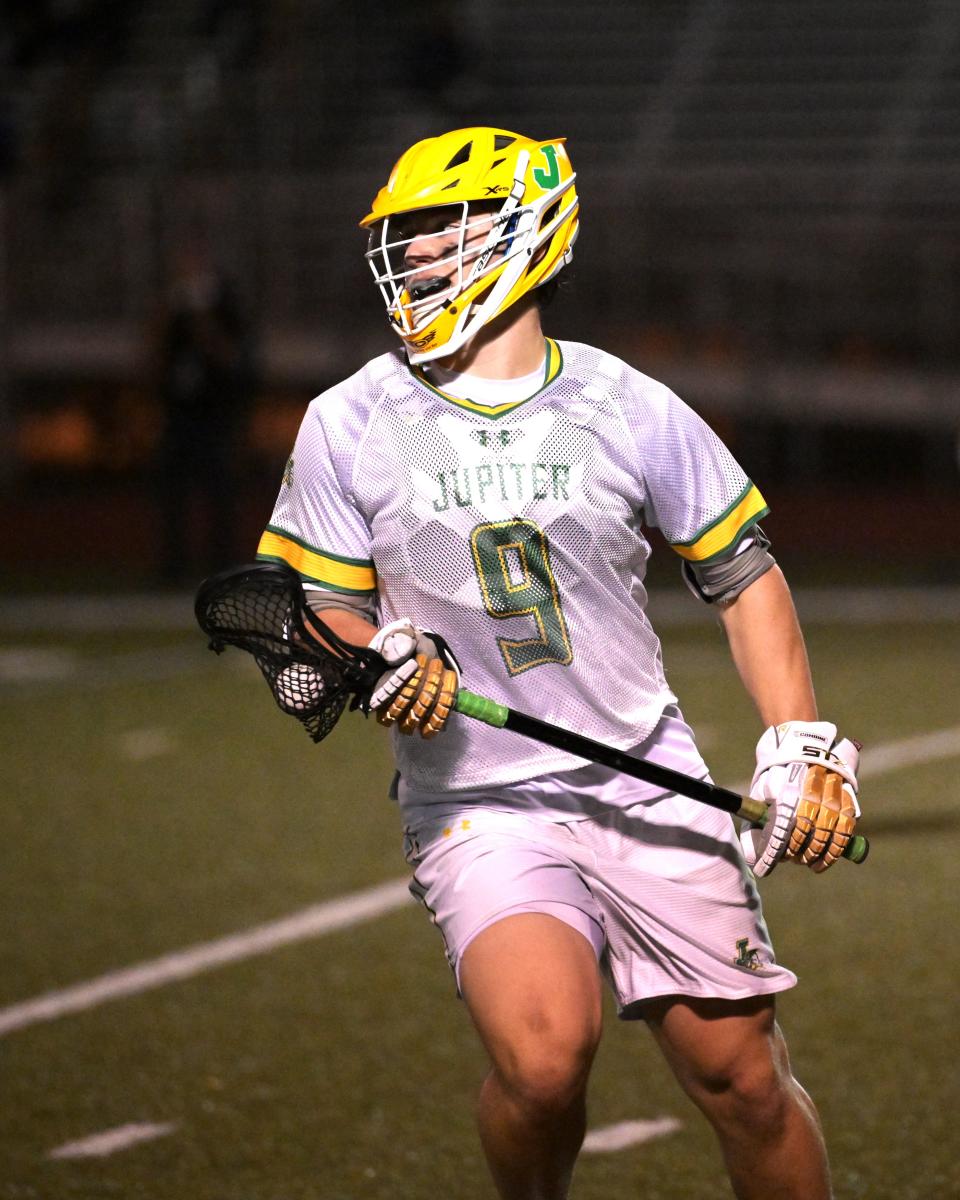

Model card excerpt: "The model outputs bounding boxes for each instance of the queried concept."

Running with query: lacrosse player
[256,128,860,1200]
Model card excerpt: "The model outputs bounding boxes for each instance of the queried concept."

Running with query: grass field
[1,594,958,1199]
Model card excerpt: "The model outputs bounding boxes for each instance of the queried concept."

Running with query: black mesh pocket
[195,563,384,743]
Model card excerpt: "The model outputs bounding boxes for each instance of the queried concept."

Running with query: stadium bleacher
[2,0,959,491]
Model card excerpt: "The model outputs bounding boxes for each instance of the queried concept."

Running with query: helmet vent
[540,200,560,229]
[490,157,505,169]
[441,179,460,190]
[493,135,517,151]
[444,141,473,170]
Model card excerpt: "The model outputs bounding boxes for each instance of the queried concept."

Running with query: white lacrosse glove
[740,721,861,877]
[367,620,460,739]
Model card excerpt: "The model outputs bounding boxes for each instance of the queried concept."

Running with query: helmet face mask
[360,129,579,363]
[366,202,528,346]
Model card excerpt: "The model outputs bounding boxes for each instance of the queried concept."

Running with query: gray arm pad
[304,587,379,621]
[681,527,776,605]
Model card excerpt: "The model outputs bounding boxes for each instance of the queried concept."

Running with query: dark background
[2,0,958,588]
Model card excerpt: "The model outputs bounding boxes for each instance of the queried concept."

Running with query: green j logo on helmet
[532,144,561,189]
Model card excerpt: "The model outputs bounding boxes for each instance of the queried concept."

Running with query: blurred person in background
[153,235,257,584]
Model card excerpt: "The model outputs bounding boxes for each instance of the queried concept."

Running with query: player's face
[392,205,498,302]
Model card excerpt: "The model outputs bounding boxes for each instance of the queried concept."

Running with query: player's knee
[729,1055,790,1129]
[500,1051,591,1118]
[694,1051,791,1138]
[497,1021,599,1117]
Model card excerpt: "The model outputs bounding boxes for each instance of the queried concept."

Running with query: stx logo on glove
[802,744,851,769]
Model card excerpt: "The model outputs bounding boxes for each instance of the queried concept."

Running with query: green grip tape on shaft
[456,689,509,728]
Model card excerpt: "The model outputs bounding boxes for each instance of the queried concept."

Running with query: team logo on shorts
[734,937,763,971]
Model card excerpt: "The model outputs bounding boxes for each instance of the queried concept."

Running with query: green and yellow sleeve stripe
[256,527,377,594]
[670,483,769,564]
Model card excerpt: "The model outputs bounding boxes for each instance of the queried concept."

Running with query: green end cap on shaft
[845,834,870,864]
[456,689,509,728]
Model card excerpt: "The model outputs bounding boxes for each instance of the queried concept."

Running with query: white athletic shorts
[397,709,797,1018]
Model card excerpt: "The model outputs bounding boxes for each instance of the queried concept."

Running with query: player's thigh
[460,912,603,1088]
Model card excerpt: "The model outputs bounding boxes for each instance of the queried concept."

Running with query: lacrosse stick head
[195,562,387,742]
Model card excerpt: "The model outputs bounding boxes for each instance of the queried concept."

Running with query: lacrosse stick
[195,562,869,864]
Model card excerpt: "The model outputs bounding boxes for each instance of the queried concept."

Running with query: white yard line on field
[857,727,960,777]
[116,728,177,761]
[48,1122,177,1160]
[0,647,79,682]
[1,725,958,1041]
[0,879,411,1038]
[582,1116,683,1153]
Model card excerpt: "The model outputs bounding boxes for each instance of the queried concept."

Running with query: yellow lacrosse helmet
[360,127,579,363]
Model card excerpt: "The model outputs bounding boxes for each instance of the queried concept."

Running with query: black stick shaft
[502,707,747,814]
[456,688,746,812]
[454,689,870,863]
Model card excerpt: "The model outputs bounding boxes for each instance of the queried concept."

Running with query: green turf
[1,616,958,1198]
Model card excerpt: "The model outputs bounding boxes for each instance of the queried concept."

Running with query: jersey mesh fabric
[261,341,761,793]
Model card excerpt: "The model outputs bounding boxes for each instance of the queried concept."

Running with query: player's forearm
[717,566,818,727]
[311,606,378,648]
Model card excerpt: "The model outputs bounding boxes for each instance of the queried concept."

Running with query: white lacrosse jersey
[257,339,768,793]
